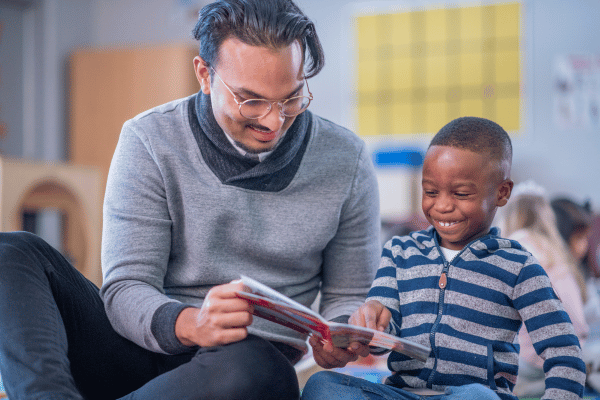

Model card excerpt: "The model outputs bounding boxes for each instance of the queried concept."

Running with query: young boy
[302,117,586,400]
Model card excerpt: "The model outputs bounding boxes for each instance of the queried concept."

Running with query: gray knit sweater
[100,95,381,354]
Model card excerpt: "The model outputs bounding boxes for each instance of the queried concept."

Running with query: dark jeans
[0,231,300,400]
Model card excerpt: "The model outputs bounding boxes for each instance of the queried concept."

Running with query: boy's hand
[348,300,391,332]
[308,334,370,369]
[308,300,391,369]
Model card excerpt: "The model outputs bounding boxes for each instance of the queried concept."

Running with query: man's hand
[348,300,391,332]
[308,334,371,369]
[175,280,253,347]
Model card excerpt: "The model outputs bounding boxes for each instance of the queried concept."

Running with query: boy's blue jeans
[301,371,501,400]
[0,231,300,400]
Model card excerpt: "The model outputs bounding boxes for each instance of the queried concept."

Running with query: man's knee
[193,335,300,399]
[0,231,62,277]
[0,231,47,257]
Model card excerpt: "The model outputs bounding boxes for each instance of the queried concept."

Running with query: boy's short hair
[429,116,512,163]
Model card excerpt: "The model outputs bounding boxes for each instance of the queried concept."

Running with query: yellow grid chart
[355,2,521,136]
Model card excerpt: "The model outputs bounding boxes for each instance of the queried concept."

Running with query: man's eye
[244,99,265,106]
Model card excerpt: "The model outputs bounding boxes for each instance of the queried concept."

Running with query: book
[236,275,431,362]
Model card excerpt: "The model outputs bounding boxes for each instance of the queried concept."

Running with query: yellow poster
[355,2,521,136]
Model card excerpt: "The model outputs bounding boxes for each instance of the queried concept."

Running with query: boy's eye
[424,190,437,197]
[454,193,470,198]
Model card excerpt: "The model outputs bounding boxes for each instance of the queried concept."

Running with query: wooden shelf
[69,44,199,195]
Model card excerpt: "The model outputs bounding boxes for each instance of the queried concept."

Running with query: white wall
[90,0,211,47]
[512,0,600,206]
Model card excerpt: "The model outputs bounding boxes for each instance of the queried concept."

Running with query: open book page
[239,276,320,318]
[237,276,431,362]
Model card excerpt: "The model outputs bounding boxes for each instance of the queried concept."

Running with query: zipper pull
[439,272,447,289]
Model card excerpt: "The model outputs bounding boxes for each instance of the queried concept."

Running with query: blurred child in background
[497,181,590,398]
[551,197,600,392]
[551,198,600,323]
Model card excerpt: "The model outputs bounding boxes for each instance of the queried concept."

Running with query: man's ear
[193,56,211,95]
[496,179,514,207]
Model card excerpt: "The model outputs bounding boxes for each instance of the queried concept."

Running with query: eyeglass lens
[240,97,311,119]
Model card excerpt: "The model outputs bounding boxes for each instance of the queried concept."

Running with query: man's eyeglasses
[210,67,313,120]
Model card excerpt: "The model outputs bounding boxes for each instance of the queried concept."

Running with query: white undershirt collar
[440,246,460,262]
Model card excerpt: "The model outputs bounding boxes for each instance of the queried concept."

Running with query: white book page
[239,275,322,320]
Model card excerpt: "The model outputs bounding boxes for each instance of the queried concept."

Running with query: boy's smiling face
[421,145,513,250]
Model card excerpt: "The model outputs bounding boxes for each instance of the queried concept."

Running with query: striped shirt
[367,227,586,400]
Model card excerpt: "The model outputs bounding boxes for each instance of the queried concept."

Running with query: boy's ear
[496,179,514,207]
[193,56,211,95]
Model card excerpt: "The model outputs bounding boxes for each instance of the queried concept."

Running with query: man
[0,0,380,399]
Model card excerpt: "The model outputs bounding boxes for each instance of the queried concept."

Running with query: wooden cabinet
[69,45,199,196]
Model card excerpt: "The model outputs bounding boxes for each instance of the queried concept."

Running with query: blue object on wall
[373,147,424,168]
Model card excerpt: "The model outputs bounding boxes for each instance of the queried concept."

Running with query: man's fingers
[348,342,371,357]
[329,346,359,365]
[209,327,249,346]
[203,296,253,314]
[218,311,253,328]
[313,346,346,369]
[207,281,246,299]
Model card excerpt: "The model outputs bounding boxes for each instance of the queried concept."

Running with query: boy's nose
[434,194,454,212]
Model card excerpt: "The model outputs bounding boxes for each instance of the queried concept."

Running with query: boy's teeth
[439,221,456,227]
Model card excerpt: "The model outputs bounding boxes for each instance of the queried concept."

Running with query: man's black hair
[192,0,325,79]
[429,116,513,163]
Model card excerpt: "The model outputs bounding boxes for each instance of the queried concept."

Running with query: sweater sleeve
[318,143,381,321]
[366,238,402,337]
[100,119,190,354]
[513,256,587,399]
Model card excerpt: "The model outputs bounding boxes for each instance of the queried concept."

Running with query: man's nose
[258,103,286,132]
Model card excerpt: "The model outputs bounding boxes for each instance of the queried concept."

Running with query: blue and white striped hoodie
[367,227,586,400]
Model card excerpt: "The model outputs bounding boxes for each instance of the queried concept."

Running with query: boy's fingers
[377,308,392,331]
[349,308,367,327]
[364,307,378,330]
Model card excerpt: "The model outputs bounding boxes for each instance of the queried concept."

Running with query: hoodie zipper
[425,231,497,388]
[427,259,450,388]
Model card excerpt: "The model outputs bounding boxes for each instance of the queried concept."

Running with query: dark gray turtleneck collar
[188,92,312,192]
